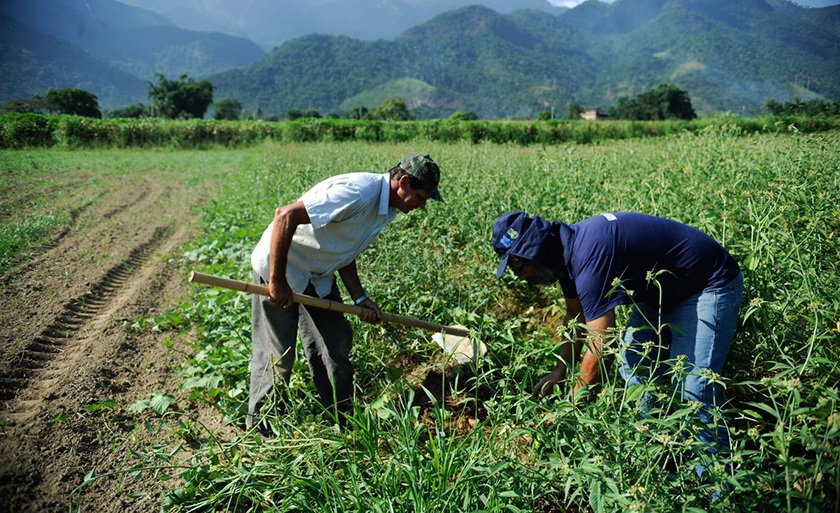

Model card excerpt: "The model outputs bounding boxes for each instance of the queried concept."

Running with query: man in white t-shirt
[249,154,443,430]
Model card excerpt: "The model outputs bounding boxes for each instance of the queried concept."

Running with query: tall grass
[73,128,839,511]
[0,213,64,274]
[2,113,839,149]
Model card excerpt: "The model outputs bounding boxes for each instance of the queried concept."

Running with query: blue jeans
[619,272,744,458]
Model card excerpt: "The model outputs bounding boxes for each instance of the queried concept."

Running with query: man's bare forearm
[267,201,310,306]
[577,338,604,388]
[337,259,382,323]
[554,314,585,374]
[269,209,294,284]
[337,260,365,300]
[574,309,616,392]
[269,202,310,282]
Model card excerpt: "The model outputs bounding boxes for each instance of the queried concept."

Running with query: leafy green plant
[128,394,177,415]
[3,114,840,149]
[70,131,840,511]
[85,400,121,412]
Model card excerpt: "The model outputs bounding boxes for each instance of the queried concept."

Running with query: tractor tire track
[0,219,196,511]
[0,159,216,513]
[0,226,172,406]
[103,190,148,219]
[1,202,90,287]
[30,202,88,253]
[0,178,167,360]
[1,178,154,286]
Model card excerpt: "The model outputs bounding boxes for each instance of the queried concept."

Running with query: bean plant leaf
[85,399,120,412]
[150,394,177,415]
[182,374,223,390]
[128,394,177,415]
[369,393,394,420]
[127,399,151,414]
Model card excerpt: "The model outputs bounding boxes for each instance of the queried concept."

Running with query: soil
[0,172,226,512]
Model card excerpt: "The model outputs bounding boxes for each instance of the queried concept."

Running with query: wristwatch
[353,294,369,306]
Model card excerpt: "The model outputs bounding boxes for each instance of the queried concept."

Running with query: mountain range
[209,0,840,117]
[115,0,566,49]
[1,0,838,116]
[0,0,265,108]
[0,15,146,108]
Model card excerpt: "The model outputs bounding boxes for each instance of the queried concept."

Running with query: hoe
[189,271,486,365]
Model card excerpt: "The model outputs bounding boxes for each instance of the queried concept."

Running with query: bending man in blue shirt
[491,211,743,456]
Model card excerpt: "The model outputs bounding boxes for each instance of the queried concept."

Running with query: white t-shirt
[251,172,396,298]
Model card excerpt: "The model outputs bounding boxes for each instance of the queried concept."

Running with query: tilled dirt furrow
[103,190,149,219]
[2,180,158,288]
[1,205,89,289]
[0,164,208,513]
[26,341,63,356]
[37,203,87,251]
[0,226,172,408]
[0,180,172,365]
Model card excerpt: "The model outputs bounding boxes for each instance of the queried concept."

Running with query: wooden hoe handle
[188,271,470,337]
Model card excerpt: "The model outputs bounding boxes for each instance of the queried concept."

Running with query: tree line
[0,75,434,122]
[1,89,103,118]
[764,98,840,117]
[3,78,836,122]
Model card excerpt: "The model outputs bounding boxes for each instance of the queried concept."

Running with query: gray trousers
[248,272,353,428]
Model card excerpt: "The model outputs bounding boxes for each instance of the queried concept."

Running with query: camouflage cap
[400,153,443,202]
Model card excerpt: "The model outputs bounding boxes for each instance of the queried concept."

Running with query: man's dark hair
[388,164,425,191]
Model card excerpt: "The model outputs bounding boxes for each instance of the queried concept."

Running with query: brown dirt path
[0,171,225,512]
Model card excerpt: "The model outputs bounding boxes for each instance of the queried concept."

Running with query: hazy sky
[547,0,839,6]
[547,0,612,6]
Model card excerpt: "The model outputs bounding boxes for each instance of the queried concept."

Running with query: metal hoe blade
[431,324,487,365]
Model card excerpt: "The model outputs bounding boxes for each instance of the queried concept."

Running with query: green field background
[3,128,838,511]
[2,113,840,149]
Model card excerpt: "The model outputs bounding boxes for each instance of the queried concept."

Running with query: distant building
[580,107,608,121]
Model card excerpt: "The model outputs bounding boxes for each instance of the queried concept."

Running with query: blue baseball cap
[491,211,530,278]
[491,211,559,278]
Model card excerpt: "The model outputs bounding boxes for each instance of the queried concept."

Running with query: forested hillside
[0,0,265,87]
[209,6,596,118]
[2,0,837,117]
[116,0,564,48]
[210,0,840,118]
[566,0,840,113]
[0,16,146,109]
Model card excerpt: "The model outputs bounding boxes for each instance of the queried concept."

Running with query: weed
[40,131,840,510]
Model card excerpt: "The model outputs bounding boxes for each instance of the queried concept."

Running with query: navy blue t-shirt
[559,213,740,321]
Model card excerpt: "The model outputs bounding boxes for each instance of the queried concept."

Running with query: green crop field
[16,128,836,511]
